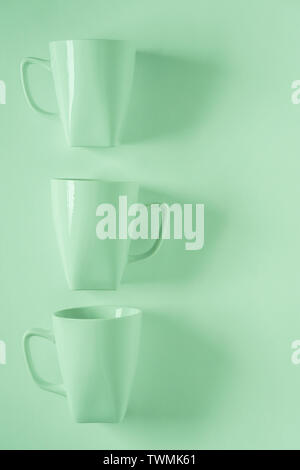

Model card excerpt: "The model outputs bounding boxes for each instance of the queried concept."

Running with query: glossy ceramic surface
[51,178,164,290]
[23,305,142,423]
[21,39,136,147]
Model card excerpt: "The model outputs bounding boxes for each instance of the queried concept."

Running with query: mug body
[49,39,135,147]
[51,178,139,290]
[53,305,142,423]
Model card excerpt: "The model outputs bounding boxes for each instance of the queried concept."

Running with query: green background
[1,0,300,450]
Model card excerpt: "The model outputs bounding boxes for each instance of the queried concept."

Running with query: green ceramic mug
[51,178,165,290]
[20,39,135,147]
[23,305,142,423]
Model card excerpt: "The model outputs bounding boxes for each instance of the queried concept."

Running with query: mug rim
[51,177,139,186]
[53,305,142,321]
[49,38,134,46]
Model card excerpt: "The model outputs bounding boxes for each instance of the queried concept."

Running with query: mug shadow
[124,186,225,286]
[122,51,221,144]
[127,311,232,425]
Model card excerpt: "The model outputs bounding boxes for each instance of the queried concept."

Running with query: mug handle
[20,57,58,118]
[23,328,66,397]
[129,203,167,263]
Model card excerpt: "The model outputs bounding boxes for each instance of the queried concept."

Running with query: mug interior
[54,305,142,320]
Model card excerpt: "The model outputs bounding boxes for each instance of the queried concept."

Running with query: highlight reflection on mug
[291,340,300,365]
[96,196,205,251]
[0,340,6,365]
[0,80,6,104]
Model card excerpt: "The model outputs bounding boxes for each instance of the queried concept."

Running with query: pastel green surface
[0,0,300,450]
